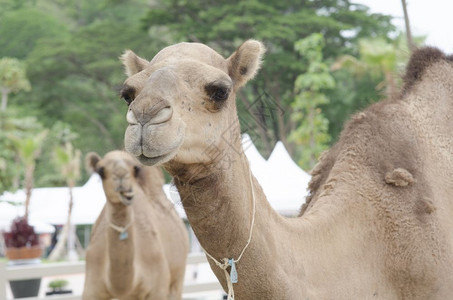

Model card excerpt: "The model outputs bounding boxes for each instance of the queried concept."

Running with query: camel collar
[108,219,133,240]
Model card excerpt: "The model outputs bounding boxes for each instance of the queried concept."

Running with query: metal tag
[119,231,128,240]
[229,258,238,284]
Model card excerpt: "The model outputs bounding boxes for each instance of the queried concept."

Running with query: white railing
[0,253,223,300]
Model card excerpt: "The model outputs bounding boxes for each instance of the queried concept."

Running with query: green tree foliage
[52,122,81,188]
[0,8,66,59]
[32,122,80,187]
[0,111,44,194]
[290,34,334,170]
[0,0,399,192]
[17,0,171,157]
[0,58,31,111]
[332,37,402,98]
[326,34,418,140]
[1,0,171,191]
[0,0,28,15]
[336,34,420,94]
[143,0,396,156]
[322,69,380,141]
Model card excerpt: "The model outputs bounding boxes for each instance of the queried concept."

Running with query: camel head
[120,40,265,175]
[86,151,142,206]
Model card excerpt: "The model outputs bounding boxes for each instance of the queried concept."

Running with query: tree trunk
[24,165,35,221]
[48,223,68,261]
[66,186,78,261]
[308,107,316,168]
[12,156,21,190]
[401,0,415,52]
[1,87,10,112]
[48,186,76,261]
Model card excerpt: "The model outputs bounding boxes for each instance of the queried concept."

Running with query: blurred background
[1,0,451,298]
[1,0,434,192]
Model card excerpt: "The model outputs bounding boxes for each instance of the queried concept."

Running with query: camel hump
[384,168,415,187]
[402,46,450,94]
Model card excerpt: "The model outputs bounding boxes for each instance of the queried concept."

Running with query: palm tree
[48,141,81,261]
[10,130,48,221]
[0,58,31,111]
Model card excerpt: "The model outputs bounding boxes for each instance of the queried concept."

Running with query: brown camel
[82,150,188,300]
[119,41,453,299]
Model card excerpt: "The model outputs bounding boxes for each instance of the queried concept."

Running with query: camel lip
[119,190,134,205]
[119,195,133,206]
[137,151,176,166]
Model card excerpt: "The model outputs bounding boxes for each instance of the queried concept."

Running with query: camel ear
[227,40,266,89]
[85,152,101,173]
[120,50,149,77]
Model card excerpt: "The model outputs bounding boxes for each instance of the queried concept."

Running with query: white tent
[242,134,270,186]
[242,135,310,216]
[265,141,311,215]
[0,202,55,234]
[0,202,23,231]
[164,135,310,217]
[0,174,106,225]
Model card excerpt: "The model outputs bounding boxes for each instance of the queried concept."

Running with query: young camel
[119,42,453,299]
[82,150,188,300]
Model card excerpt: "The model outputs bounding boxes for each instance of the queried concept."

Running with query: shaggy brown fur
[402,47,450,94]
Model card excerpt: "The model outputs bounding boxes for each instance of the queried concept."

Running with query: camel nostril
[149,106,173,125]
[126,109,138,125]
[129,99,173,126]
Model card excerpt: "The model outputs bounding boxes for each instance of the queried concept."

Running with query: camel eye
[133,165,141,177]
[120,86,136,105]
[212,87,229,101]
[122,94,134,105]
[97,167,105,179]
[205,83,230,102]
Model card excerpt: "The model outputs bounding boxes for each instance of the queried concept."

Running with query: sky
[354,0,453,53]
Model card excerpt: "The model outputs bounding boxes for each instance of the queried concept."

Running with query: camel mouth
[119,190,134,205]
[137,150,176,166]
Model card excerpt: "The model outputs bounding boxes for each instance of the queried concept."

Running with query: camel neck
[105,204,135,293]
[171,143,313,297]
[175,145,284,258]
